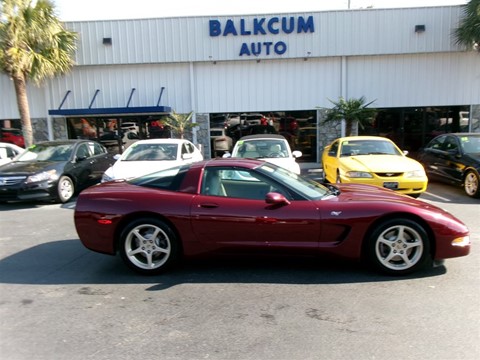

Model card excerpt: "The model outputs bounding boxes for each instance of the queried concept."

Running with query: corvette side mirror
[265,192,290,205]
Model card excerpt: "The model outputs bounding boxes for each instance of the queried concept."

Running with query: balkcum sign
[209,16,315,57]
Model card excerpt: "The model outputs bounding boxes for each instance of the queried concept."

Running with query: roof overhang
[48,106,172,118]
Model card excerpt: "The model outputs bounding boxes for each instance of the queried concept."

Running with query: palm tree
[454,0,480,52]
[164,111,198,139]
[0,0,77,147]
[323,96,377,137]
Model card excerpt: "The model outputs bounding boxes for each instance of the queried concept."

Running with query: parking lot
[0,181,479,360]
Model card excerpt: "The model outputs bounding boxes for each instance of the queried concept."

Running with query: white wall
[67,6,464,65]
[1,5,478,121]
[346,52,480,108]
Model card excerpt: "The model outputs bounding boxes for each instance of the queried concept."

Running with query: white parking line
[424,191,451,202]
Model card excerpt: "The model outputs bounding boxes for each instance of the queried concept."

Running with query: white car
[120,122,140,134]
[0,142,24,166]
[227,134,302,174]
[102,139,203,182]
[210,127,233,156]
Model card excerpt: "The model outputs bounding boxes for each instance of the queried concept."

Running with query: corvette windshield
[257,163,331,200]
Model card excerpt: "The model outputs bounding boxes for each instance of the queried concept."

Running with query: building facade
[1,5,479,160]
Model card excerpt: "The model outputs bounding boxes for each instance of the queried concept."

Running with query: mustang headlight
[26,170,58,183]
[405,169,426,178]
[346,171,373,178]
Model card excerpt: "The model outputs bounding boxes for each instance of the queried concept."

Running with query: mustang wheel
[57,176,74,203]
[119,218,179,275]
[464,170,480,198]
[367,219,430,275]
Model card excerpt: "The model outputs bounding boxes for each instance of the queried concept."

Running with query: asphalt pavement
[0,180,478,360]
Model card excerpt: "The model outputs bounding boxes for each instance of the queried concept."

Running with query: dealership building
[1,5,479,160]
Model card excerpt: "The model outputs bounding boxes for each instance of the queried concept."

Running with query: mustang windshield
[341,140,402,156]
[257,163,331,200]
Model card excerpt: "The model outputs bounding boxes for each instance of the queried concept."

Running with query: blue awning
[48,106,172,117]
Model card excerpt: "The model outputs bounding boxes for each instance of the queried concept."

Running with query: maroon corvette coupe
[74,159,470,276]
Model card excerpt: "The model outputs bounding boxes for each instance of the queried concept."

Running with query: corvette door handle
[256,217,277,224]
[199,203,220,208]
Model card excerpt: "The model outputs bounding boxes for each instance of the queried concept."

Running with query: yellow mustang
[322,136,428,197]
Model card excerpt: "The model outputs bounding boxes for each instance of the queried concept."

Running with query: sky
[53,0,468,22]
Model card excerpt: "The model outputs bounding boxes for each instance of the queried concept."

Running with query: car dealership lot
[0,182,478,360]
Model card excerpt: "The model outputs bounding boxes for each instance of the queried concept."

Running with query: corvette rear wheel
[119,218,179,275]
[464,170,480,198]
[366,219,430,275]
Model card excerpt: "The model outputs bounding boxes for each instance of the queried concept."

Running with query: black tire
[56,176,74,203]
[464,170,480,198]
[366,218,431,275]
[119,218,180,275]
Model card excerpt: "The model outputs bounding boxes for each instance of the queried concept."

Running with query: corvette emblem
[331,211,342,216]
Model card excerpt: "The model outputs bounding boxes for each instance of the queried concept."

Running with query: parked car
[120,121,140,134]
[0,142,24,166]
[0,140,114,203]
[99,130,140,150]
[0,128,25,147]
[322,136,428,197]
[74,159,470,276]
[417,133,480,198]
[210,128,233,157]
[225,134,302,174]
[226,123,276,142]
[101,138,203,182]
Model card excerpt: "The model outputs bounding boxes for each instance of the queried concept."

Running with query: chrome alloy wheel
[57,176,74,203]
[124,223,171,271]
[464,171,479,197]
[374,224,424,271]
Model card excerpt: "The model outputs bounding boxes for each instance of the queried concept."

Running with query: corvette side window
[201,167,289,200]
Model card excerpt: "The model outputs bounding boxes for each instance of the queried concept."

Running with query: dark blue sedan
[418,133,480,198]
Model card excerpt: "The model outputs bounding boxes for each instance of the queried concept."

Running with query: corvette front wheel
[119,218,180,275]
[366,219,431,275]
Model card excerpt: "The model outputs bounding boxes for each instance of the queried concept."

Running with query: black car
[0,140,114,203]
[417,133,480,198]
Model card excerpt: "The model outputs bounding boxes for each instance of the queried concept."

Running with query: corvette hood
[332,183,437,209]
[0,160,65,176]
[260,157,300,174]
[106,160,181,180]
[340,155,423,172]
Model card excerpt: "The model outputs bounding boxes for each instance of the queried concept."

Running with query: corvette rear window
[127,165,189,190]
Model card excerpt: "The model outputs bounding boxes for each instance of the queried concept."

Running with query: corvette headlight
[405,169,426,178]
[346,171,373,178]
[26,170,58,183]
